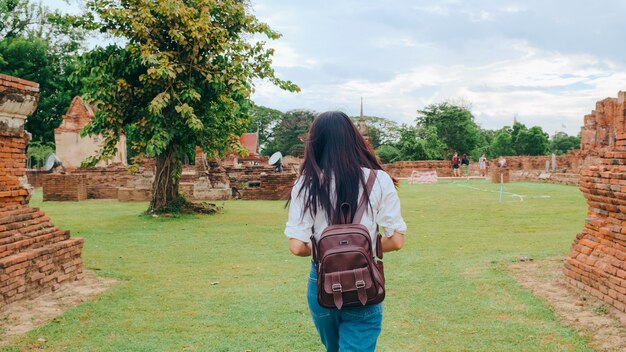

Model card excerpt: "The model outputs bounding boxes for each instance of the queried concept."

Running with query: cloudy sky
[48,0,626,135]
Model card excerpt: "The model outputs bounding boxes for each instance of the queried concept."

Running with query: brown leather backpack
[311,170,385,309]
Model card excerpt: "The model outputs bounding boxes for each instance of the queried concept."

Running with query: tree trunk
[149,144,182,213]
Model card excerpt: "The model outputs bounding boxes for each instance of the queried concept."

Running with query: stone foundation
[564,91,626,314]
[0,74,83,307]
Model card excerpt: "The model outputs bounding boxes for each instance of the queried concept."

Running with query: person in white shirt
[285,111,406,352]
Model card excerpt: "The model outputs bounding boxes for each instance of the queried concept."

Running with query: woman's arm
[381,231,404,252]
[289,238,312,257]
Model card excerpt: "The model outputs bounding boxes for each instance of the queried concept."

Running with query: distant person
[461,154,470,177]
[284,111,406,352]
[498,156,507,171]
[452,152,460,177]
[479,153,487,177]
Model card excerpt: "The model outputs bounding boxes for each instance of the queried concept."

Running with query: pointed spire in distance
[360,96,364,119]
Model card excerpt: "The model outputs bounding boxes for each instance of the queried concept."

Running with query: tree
[246,105,283,152]
[491,128,515,157]
[416,102,481,158]
[0,35,83,142]
[26,140,54,168]
[550,132,580,155]
[517,126,549,156]
[0,0,43,39]
[511,122,549,156]
[79,0,299,213]
[263,109,315,157]
[393,124,444,161]
[0,0,86,143]
[375,144,400,164]
[349,115,400,149]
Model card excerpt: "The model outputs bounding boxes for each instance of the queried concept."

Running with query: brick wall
[0,74,84,307]
[239,173,297,200]
[42,174,87,201]
[564,91,626,314]
[25,170,49,188]
[384,161,457,178]
[73,164,134,199]
[383,152,583,186]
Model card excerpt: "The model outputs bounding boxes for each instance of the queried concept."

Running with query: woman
[461,153,470,177]
[285,111,406,351]
[479,153,487,177]
[452,152,460,177]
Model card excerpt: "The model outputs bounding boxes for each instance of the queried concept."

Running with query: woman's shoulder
[361,167,393,185]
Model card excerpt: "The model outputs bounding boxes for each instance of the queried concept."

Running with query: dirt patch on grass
[0,270,118,345]
[509,257,626,352]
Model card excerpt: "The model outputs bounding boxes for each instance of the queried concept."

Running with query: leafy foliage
[0,0,85,143]
[490,128,515,157]
[247,104,283,150]
[263,109,315,157]
[350,115,400,149]
[391,124,445,161]
[0,0,42,39]
[78,0,298,212]
[374,144,401,164]
[550,131,580,155]
[26,140,54,168]
[416,102,482,158]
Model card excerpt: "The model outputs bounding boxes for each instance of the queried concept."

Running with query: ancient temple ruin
[55,96,127,169]
[0,74,84,306]
[564,91,626,313]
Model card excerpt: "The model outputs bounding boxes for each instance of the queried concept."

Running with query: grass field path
[2,181,592,351]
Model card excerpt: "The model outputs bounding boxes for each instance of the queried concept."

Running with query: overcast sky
[48,0,626,135]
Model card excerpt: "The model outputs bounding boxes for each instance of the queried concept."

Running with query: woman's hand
[381,231,404,252]
[289,238,312,257]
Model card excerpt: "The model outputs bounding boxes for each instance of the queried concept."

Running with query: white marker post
[500,170,504,202]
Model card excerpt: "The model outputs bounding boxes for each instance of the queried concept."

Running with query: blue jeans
[307,264,383,352]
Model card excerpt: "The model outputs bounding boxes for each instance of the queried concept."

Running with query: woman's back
[284,111,406,352]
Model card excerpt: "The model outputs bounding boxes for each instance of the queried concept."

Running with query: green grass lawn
[3,180,592,351]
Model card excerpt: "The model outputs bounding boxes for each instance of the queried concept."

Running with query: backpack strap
[352,169,378,224]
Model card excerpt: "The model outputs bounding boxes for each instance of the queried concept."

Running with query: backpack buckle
[332,283,342,292]
[355,280,365,289]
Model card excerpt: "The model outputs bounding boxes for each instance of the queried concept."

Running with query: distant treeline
[248,103,580,163]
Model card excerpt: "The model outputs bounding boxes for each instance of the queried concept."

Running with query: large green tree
[0,0,85,143]
[516,126,549,156]
[509,122,549,156]
[392,124,444,161]
[491,128,515,157]
[263,109,315,157]
[416,102,482,158]
[79,0,298,213]
[246,104,283,152]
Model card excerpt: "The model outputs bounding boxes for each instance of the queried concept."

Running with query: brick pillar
[0,74,84,306]
[564,91,626,315]
[0,74,39,205]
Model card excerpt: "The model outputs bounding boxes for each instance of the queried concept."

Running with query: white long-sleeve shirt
[284,168,407,246]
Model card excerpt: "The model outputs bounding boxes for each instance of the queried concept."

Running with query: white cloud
[268,41,317,69]
[254,40,626,136]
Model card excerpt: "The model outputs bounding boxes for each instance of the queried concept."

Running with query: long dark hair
[294,111,395,224]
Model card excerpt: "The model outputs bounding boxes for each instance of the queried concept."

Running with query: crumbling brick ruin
[0,74,83,306]
[54,96,127,169]
[564,91,626,313]
[383,153,582,186]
